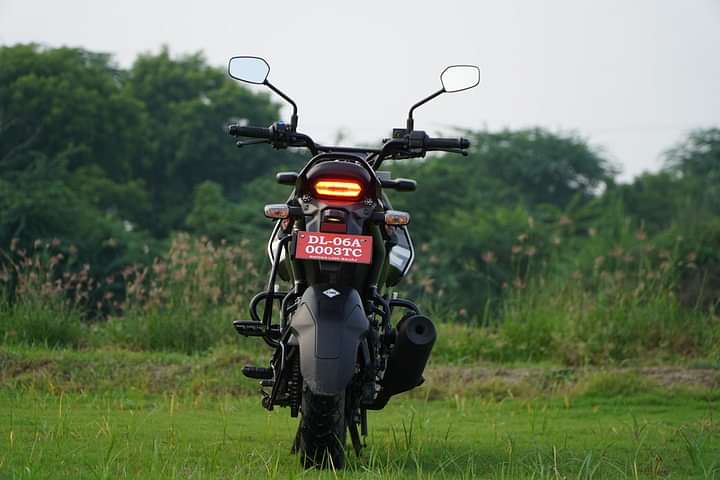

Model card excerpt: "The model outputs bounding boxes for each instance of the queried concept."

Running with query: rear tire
[298,385,346,469]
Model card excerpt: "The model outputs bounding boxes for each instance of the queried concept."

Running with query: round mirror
[228,56,270,84]
[440,65,480,93]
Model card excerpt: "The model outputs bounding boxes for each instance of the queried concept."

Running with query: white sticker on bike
[323,288,341,298]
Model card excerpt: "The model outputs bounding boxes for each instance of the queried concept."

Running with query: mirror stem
[406,88,445,131]
[265,80,299,131]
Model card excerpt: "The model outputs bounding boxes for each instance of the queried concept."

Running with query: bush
[1,298,84,348]
[0,242,87,347]
[103,233,262,352]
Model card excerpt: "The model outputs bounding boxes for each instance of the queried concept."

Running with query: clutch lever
[236,139,270,148]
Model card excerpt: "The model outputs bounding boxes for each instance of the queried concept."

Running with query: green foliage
[102,234,262,353]
[0,44,146,181]
[0,44,298,309]
[125,46,301,236]
[665,128,720,180]
[412,205,540,314]
[0,299,84,348]
[495,275,719,365]
[470,128,616,207]
[389,128,622,317]
[185,181,245,241]
[1,43,719,361]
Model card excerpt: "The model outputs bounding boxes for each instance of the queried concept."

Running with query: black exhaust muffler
[369,314,436,409]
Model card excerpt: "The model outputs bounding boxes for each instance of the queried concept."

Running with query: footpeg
[242,365,274,380]
[233,320,281,338]
[233,320,265,337]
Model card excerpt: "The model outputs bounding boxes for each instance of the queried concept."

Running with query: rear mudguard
[290,285,369,395]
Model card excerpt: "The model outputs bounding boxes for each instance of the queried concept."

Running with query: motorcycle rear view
[226,56,479,468]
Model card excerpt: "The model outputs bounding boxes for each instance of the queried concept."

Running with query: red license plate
[294,231,373,264]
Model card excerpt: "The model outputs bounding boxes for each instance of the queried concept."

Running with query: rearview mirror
[227,55,300,131]
[406,64,480,130]
[440,65,480,93]
[228,56,270,85]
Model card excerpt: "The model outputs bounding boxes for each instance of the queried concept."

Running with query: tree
[0,44,147,183]
[0,45,152,243]
[126,47,302,236]
[614,172,680,232]
[0,44,300,244]
[470,129,615,207]
[0,44,151,252]
[663,128,720,213]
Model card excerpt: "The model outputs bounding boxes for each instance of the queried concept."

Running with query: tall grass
[103,234,262,352]
[0,240,87,347]
[1,234,262,352]
[490,222,719,364]
[429,220,719,365]
[1,222,717,362]
[494,276,718,365]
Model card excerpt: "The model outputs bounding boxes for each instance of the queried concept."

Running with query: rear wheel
[298,385,346,469]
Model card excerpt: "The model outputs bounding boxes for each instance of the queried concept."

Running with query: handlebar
[227,121,471,169]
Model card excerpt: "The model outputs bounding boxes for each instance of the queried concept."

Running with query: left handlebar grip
[425,137,471,149]
[227,124,273,139]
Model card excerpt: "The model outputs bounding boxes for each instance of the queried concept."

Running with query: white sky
[2,0,719,181]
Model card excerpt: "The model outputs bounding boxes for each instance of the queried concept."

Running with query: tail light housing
[313,178,363,200]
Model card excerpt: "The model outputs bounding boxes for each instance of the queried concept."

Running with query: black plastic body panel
[290,284,369,395]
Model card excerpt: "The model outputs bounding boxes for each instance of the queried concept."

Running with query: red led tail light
[313,179,363,200]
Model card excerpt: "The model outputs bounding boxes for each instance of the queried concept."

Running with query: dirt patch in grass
[638,365,720,387]
[427,365,719,388]
[2,346,718,398]
[417,365,719,400]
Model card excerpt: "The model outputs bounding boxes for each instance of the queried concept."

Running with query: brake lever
[236,139,270,148]
[426,148,468,156]
[390,152,426,160]
[446,148,469,156]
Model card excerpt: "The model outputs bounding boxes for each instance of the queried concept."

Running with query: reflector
[313,179,363,199]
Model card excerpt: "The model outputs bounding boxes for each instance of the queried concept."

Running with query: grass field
[1,348,719,479]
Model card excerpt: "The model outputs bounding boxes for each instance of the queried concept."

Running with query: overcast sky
[2,0,719,180]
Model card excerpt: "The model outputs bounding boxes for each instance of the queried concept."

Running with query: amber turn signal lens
[313,179,363,199]
[264,204,290,219]
[384,210,410,225]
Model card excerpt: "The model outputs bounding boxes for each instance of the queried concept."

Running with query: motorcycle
[226,56,479,468]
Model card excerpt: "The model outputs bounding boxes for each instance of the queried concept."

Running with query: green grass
[1,346,719,479]
[1,388,719,479]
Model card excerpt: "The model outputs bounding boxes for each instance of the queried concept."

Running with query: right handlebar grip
[425,137,470,149]
[227,124,273,139]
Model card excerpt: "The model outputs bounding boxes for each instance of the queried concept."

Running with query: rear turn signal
[313,179,363,200]
[385,210,410,225]
[264,204,290,219]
